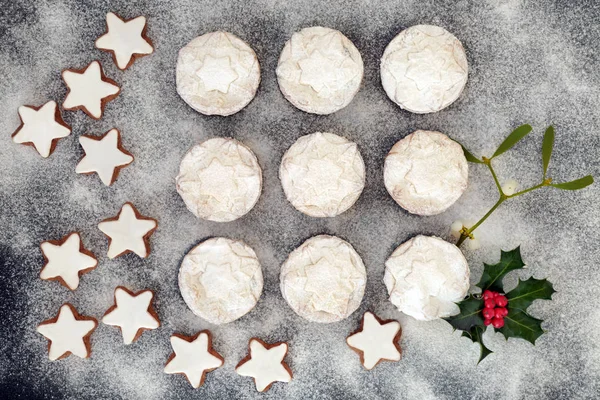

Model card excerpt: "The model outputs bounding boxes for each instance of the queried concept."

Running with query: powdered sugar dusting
[0,0,599,399]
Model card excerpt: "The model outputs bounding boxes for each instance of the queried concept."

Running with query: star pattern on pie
[95,12,153,70]
[12,100,71,158]
[196,55,239,93]
[302,257,356,316]
[236,338,292,392]
[346,311,402,370]
[76,128,134,186]
[164,331,224,388]
[98,202,157,259]
[102,286,160,345]
[37,303,98,361]
[40,232,98,290]
[62,60,120,120]
[298,48,359,97]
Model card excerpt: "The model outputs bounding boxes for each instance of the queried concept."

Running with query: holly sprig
[456,125,593,247]
[445,247,555,363]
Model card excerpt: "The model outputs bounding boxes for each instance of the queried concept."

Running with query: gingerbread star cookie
[37,303,98,361]
[236,338,292,392]
[164,331,224,388]
[102,287,160,345]
[98,202,157,259]
[40,232,98,290]
[95,12,153,70]
[62,60,120,119]
[12,100,71,157]
[76,128,133,186]
[346,311,402,370]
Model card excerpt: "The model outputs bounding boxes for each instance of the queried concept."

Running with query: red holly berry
[482,290,494,300]
[484,298,496,309]
[484,318,492,326]
[499,307,509,317]
[492,317,505,328]
[493,292,500,298]
[496,295,508,307]
[483,308,496,319]
[494,308,505,318]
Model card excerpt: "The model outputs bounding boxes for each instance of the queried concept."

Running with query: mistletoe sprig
[445,247,555,363]
[456,125,593,247]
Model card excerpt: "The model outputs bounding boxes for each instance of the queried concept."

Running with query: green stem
[507,182,547,198]
[456,197,505,247]
[485,158,504,195]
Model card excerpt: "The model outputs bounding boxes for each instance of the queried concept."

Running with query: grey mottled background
[1,0,599,399]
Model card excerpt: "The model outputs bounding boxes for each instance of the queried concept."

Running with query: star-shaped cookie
[102,286,160,344]
[76,128,134,186]
[196,55,238,93]
[11,100,71,157]
[236,338,292,392]
[95,12,154,70]
[37,303,98,361]
[40,232,98,290]
[346,311,402,370]
[164,331,224,388]
[97,202,157,259]
[62,60,120,119]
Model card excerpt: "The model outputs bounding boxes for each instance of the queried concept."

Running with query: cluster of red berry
[482,290,508,328]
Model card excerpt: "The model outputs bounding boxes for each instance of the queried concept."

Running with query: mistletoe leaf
[542,126,554,178]
[445,296,484,331]
[492,124,532,158]
[551,175,594,190]
[477,247,524,292]
[462,326,493,363]
[506,277,556,311]
[461,144,484,164]
[498,308,545,345]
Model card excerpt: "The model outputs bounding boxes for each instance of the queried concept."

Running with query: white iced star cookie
[176,138,262,222]
[280,235,366,323]
[95,12,153,70]
[102,286,160,345]
[40,232,97,290]
[76,128,134,186]
[236,338,292,392]
[280,132,365,217]
[384,235,470,321]
[62,60,120,119]
[346,312,402,370]
[176,31,260,116]
[276,26,363,114]
[164,331,224,388]
[12,101,71,157]
[98,202,157,259]
[384,130,468,216]
[381,25,468,113]
[179,237,263,324]
[37,303,98,361]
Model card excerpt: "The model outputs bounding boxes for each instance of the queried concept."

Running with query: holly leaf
[492,124,532,158]
[498,308,545,345]
[477,247,524,292]
[445,295,484,331]
[506,277,555,311]
[462,326,493,363]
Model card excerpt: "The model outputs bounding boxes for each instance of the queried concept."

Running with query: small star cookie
[37,303,98,361]
[95,12,154,70]
[11,100,71,157]
[164,331,224,388]
[40,232,98,290]
[62,60,120,120]
[346,311,402,370]
[98,202,157,259]
[76,128,134,186]
[236,338,292,392]
[102,286,160,345]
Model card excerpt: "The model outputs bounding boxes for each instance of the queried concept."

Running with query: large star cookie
[236,338,292,392]
[98,202,157,259]
[164,331,224,388]
[62,60,120,119]
[102,286,160,345]
[346,311,402,370]
[40,232,98,290]
[76,128,134,186]
[12,100,71,157]
[37,303,98,361]
[95,12,153,70]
